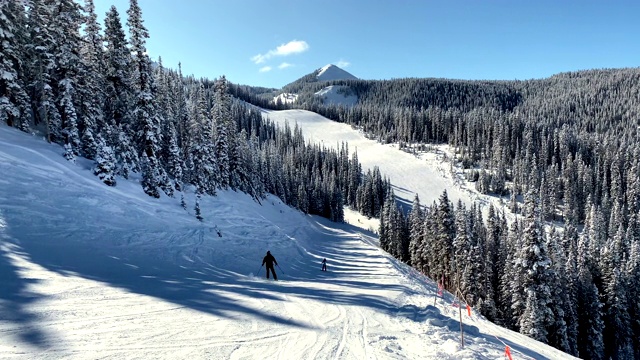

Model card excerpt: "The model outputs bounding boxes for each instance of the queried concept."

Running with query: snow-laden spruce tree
[0,0,31,131]
[453,201,473,302]
[187,82,217,195]
[93,135,117,186]
[407,194,424,268]
[212,76,233,189]
[433,190,454,288]
[103,5,132,129]
[49,0,83,158]
[482,204,500,322]
[576,229,605,359]
[600,225,633,360]
[77,0,104,160]
[545,228,571,353]
[515,190,554,343]
[26,0,61,143]
[127,0,171,197]
[626,240,640,359]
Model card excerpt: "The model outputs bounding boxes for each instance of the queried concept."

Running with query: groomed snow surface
[0,112,576,359]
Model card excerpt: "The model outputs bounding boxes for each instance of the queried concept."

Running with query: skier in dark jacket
[262,251,278,280]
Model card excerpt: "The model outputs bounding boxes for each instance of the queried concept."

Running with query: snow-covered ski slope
[262,109,481,210]
[0,119,575,359]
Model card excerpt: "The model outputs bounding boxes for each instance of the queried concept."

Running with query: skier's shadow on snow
[0,243,49,348]
[6,237,315,338]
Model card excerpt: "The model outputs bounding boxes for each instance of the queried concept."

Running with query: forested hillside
[0,0,391,223]
[242,68,640,358]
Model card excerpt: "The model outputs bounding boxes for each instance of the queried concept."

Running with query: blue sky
[94,0,640,89]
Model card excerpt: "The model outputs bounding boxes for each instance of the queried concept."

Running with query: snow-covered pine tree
[195,193,203,221]
[127,0,172,197]
[626,240,640,359]
[516,190,554,343]
[247,130,265,199]
[503,219,522,330]
[140,152,159,198]
[482,204,500,321]
[0,0,31,130]
[165,121,184,191]
[26,0,61,143]
[231,128,251,194]
[378,190,394,253]
[114,126,139,179]
[545,228,571,353]
[564,225,580,356]
[211,76,233,189]
[93,135,117,186]
[407,194,424,268]
[76,0,105,160]
[392,200,409,261]
[47,0,83,157]
[347,150,361,207]
[103,5,132,129]
[603,266,633,359]
[576,230,605,360]
[173,64,190,156]
[626,145,640,227]
[188,83,216,195]
[434,190,454,289]
[357,170,374,218]
[599,223,633,359]
[417,205,435,277]
[453,201,472,301]
[59,79,80,161]
[470,204,487,308]
[328,177,345,222]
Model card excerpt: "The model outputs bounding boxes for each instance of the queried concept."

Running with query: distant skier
[262,251,278,280]
[321,258,327,271]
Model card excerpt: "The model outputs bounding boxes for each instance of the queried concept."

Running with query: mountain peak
[316,64,358,81]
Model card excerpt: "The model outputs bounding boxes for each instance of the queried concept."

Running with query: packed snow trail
[0,123,576,359]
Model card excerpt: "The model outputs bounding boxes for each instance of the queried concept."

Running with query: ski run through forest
[1,0,640,359]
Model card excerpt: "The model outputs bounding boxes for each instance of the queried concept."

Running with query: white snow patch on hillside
[314,85,358,107]
[262,109,488,210]
[273,92,298,105]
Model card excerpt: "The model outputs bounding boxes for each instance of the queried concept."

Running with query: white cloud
[275,40,309,56]
[259,66,272,73]
[278,62,293,69]
[336,60,350,68]
[251,54,268,64]
[252,40,309,64]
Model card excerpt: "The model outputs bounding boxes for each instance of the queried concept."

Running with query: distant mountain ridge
[270,64,359,107]
[281,64,357,92]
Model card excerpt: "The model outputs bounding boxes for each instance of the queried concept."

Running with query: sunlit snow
[0,115,575,359]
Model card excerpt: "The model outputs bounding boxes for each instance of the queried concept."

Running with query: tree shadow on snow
[2,214,552,360]
[0,242,49,348]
